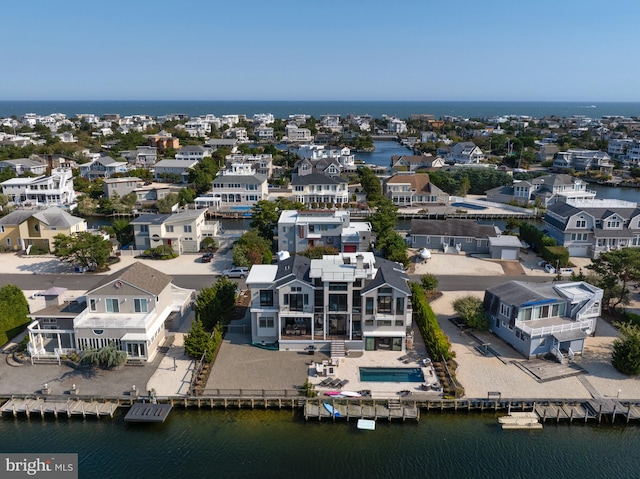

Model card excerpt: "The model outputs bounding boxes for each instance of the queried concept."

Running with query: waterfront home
[0,206,86,252]
[553,149,614,175]
[0,157,48,176]
[544,198,640,258]
[536,143,559,163]
[389,154,445,174]
[255,126,274,140]
[447,142,484,164]
[486,174,597,207]
[211,163,268,208]
[79,155,129,179]
[27,262,194,363]
[383,174,448,207]
[277,209,372,254]
[246,252,412,353]
[410,219,507,255]
[285,124,313,142]
[130,209,218,253]
[225,153,273,178]
[484,280,603,361]
[1,168,76,207]
[153,159,198,184]
[291,157,348,206]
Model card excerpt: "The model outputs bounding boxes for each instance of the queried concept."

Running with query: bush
[420,274,439,291]
[612,322,640,375]
[410,282,454,361]
[201,237,218,252]
[80,343,127,369]
[452,295,489,330]
[153,244,177,259]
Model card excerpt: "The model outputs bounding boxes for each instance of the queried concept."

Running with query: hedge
[410,283,454,361]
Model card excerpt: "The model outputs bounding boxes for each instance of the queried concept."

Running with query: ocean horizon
[1,100,639,120]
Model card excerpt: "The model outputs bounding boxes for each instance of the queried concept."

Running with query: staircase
[331,340,346,359]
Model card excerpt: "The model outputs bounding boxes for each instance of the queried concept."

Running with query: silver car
[222,267,249,278]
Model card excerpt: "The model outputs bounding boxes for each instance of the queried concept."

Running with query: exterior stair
[331,340,346,359]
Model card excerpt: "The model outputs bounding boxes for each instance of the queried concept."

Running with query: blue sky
[3,0,639,101]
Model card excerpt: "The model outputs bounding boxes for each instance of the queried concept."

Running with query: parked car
[222,267,249,278]
[543,263,556,274]
[201,252,213,263]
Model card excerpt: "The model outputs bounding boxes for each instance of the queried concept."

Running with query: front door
[127,342,146,358]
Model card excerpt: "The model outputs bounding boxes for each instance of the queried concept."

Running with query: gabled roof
[32,207,85,228]
[274,255,312,286]
[361,257,410,295]
[88,261,173,296]
[291,173,347,186]
[384,174,442,194]
[154,159,198,168]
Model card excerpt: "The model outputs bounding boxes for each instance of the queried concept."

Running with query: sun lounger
[328,378,342,388]
[337,379,349,389]
[318,378,333,387]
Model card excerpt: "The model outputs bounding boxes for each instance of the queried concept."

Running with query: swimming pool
[230,206,252,212]
[359,367,425,383]
[450,202,488,210]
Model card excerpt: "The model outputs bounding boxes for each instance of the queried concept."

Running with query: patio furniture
[337,379,349,389]
[318,378,333,387]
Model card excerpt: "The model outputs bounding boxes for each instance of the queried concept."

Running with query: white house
[211,163,268,208]
[1,168,76,206]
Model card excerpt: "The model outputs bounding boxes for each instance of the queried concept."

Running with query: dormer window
[606,218,621,228]
[575,217,586,228]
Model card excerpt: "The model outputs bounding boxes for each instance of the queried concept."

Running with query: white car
[222,267,249,278]
[544,263,556,274]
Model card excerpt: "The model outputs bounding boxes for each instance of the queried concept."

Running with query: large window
[106,298,119,313]
[286,294,308,311]
[378,296,392,314]
[396,297,405,315]
[329,282,348,291]
[329,294,348,311]
[365,297,374,314]
[260,290,274,307]
[134,298,148,313]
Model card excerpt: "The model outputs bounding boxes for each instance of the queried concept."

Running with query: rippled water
[1,409,640,479]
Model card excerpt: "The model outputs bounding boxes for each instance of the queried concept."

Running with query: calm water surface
[1,409,639,479]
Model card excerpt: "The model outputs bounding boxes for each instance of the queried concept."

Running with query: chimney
[356,254,364,270]
[42,287,68,307]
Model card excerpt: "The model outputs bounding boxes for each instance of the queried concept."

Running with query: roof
[130,213,171,225]
[154,159,198,168]
[274,255,312,286]
[384,174,443,194]
[88,261,173,296]
[361,257,410,295]
[31,207,85,228]
[291,173,347,186]
[488,235,523,247]
[0,158,46,168]
[246,265,279,284]
[212,173,267,185]
[103,177,141,184]
[411,219,499,238]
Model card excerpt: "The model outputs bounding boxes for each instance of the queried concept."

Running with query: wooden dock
[124,403,172,422]
[304,399,420,422]
[0,398,118,418]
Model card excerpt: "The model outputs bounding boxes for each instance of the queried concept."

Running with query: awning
[552,330,588,342]
[121,333,149,342]
[363,331,406,338]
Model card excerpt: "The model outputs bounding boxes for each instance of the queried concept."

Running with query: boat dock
[304,398,420,422]
[2,394,640,425]
[0,397,118,418]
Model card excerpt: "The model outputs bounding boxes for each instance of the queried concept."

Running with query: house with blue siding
[483,280,603,361]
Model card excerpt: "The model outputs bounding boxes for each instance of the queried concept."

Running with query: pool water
[450,202,488,210]
[359,367,425,382]
[230,206,252,212]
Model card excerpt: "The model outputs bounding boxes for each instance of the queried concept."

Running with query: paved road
[0,273,547,293]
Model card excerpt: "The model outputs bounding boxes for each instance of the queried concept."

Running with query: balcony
[517,317,593,338]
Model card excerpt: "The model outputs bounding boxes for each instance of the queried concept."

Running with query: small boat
[323,403,341,417]
[357,419,376,430]
[419,248,431,260]
[340,391,362,398]
[324,391,343,397]
[498,412,542,430]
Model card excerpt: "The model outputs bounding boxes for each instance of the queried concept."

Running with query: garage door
[343,245,357,253]
[500,249,519,260]
[568,246,589,257]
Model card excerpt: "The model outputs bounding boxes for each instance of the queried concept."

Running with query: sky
[3,0,640,102]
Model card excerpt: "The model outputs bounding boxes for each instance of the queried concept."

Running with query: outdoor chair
[318,378,333,387]
[337,379,349,389]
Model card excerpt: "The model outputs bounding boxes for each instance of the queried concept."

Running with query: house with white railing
[484,280,603,361]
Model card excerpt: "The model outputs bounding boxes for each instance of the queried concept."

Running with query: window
[260,290,273,307]
[499,302,511,318]
[166,225,174,233]
[606,219,621,228]
[134,298,148,313]
[140,225,149,233]
[366,297,374,314]
[6,238,10,246]
[289,294,307,311]
[378,296,392,314]
[105,298,119,313]
[184,225,192,233]
[396,297,405,315]
[90,298,97,311]
[575,218,586,228]
[329,283,348,291]
[259,317,274,328]
[329,294,347,311]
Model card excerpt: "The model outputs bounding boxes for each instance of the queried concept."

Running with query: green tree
[195,277,238,330]
[611,322,640,375]
[201,237,217,251]
[458,176,471,196]
[81,343,127,369]
[371,197,398,237]
[452,295,489,330]
[183,319,215,361]
[232,230,273,267]
[53,231,112,271]
[106,219,133,246]
[156,193,179,213]
[358,166,382,202]
[587,248,640,311]
[420,274,439,292]
[178,187,196,206]
[0,284,30,346]
[0,167,17,183]
[250,200,279,241]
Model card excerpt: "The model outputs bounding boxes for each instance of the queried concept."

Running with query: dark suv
[201,252,214,263]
